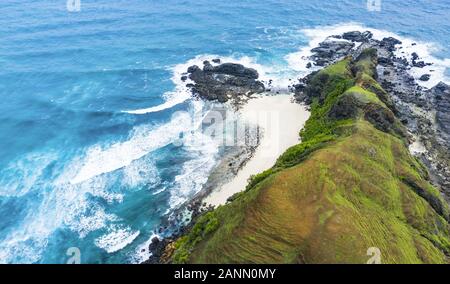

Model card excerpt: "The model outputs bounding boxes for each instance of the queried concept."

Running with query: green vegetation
[352,48,378,79]
[169,49,450,264]
[344,86,386,106]
[172,211,219,264]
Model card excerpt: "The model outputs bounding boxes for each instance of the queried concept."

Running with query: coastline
[203,94,310,207]
[143,93,310,263]
[1,0,450,264]
[163,41,450,264]
[144,27,450,264]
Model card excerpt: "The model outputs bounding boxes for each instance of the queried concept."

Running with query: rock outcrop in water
[184,61,265,103]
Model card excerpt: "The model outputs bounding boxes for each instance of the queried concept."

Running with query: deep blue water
[0,0,449,263]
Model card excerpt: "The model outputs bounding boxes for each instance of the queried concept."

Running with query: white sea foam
[151,186,166,196]
[130,232,160,264]
[122,59,195,115]
[123,93,190,114]
[285,22,450,89]
[168,99,220,208]
[0,233,47,264]
[0,152,58,197]
[0,177,119,263]
[394,40,450,89]
[70,112,191,184]
[0,146,161,263]
[95,225,140,254]
[121,155,161,190]
[169,128,219,208]
[122,55,215,115]
[68,206,118,239]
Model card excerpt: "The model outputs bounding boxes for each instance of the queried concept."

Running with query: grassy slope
[171,50,450,264]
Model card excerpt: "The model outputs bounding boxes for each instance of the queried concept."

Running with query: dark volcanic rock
[211,63,259,79]
[411,52,431,68]
[142,237,172,264]
[187,65,201,74]
[375,41,450,198]
[413,61,427,68]
[305,31,372,68]
[342,31,373,42]
[148,237,166,257]
[378,57,393,66]
[203,60,214,72]
[186,61,265,103]
[419,74,431,81]
[361,31,374,40]
[432,83,450,146]
[380,37,402,52]
[342,31,363,42]
[310,40,355,66]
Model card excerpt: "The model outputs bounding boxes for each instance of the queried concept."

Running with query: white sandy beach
[204,94,310,207]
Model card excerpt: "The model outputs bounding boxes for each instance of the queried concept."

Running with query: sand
[203,94,310,207]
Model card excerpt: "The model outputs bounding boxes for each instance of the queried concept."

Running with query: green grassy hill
[169,49,450,264]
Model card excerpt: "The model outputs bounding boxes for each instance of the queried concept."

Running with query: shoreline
[144,27,450,263]
[163,41,450,264]
[143,93,310,263]
[203,94,310,207]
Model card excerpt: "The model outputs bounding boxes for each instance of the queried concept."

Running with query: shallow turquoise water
[0,0,449,263]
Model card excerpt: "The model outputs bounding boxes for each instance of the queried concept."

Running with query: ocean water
[0,0,449,263]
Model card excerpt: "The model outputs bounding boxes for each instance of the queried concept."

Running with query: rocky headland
[145,30,450,264]
[295,30,450,200]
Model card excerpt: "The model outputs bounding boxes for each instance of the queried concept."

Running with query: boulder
[210,63,259,79]
[149,237,168,258]
[419,74,431,81]
[186,62,265,102]
[342,31,373,42]
[380,37,402,52]
[311,40,355,66]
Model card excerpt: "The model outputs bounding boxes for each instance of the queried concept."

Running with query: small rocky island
[183,60,265,104]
